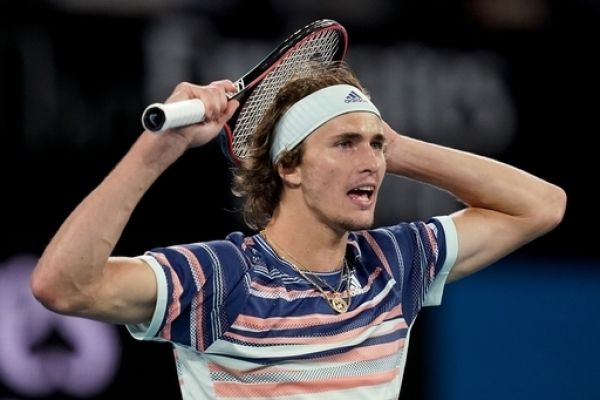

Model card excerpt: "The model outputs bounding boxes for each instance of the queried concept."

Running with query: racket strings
[231,29,344,160]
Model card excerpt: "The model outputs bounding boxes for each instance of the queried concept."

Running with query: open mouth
[348,185,375,203]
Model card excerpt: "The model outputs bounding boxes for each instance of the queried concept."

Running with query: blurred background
[1,0,598,399]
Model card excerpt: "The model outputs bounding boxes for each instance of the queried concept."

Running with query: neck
[262,217,348,273]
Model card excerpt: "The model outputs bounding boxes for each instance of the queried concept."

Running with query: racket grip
[141,99,206,132]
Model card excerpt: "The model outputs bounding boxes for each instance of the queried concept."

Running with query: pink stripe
[318,338,407,364]
[173,246,207,351]
[213,368,400,397]
[233,268,392,331]
[424,224,439,279]
[351,266,383,296]
[361,231,393,276]
[226,305,405,345]
[153,253,182,342]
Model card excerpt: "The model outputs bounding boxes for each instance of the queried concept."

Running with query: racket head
[221,19,348,165]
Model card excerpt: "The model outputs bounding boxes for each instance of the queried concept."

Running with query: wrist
[133,131,189,172]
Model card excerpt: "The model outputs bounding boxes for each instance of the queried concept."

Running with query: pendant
[328,294,349,313]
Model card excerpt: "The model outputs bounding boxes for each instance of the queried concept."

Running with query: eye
[337,140,354,149]
[371,139,385,151]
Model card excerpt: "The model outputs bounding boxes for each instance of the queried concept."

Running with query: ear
[277,163,301,187]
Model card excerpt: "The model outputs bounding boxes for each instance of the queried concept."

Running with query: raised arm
[31,80,239,324]
[383,122,566,282]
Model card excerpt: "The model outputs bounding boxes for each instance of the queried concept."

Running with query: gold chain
[261,230,352,313]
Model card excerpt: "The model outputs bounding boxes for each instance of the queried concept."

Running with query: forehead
[307,112,383,141]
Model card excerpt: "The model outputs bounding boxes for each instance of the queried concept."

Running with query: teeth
[355,186,374,192]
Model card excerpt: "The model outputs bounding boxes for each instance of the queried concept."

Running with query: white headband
[270,84,381,163]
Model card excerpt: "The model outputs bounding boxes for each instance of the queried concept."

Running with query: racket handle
[141,99,206,132]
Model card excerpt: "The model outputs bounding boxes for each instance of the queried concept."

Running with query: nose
[357,144,383,173]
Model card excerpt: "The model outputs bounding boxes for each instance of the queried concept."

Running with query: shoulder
[144,231,260,267]
[348,218,454,261]
[352,217,453,244]
[350,221,425,246]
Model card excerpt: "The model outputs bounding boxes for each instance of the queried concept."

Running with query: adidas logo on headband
[344,90,366,103]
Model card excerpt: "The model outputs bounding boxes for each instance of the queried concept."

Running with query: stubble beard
[308,191,377,233]
[337,213,375,232]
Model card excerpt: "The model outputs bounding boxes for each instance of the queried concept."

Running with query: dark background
[1,0,597,399]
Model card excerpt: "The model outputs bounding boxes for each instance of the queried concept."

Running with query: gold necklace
[261,230,352,313]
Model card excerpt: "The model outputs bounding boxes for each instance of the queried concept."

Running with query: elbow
[30,263,63,314]
[30,259,82,315]
[535,185,567,234]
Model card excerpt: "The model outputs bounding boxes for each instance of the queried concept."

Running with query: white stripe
[215,318,405,361]
[126,255,168,340]
[216,380,402,400]
[231,278,398,333]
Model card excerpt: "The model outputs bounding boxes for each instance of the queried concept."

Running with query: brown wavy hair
[231,62,369,230]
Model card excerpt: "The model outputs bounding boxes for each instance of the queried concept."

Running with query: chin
[339,216,375,232]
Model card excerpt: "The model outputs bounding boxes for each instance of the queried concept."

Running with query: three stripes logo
[344,90,366,103]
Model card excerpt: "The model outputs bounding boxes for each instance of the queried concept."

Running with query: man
[31,63,566,399]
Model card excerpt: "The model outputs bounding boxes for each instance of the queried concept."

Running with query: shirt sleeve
[125,237,251,351]
[126,255,169,341]
[423,215,458,307]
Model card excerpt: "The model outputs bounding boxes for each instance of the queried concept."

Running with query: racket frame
[222,19,348,164]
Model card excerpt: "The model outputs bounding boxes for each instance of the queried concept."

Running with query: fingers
[166,80,238,122]
[382,120,400,139]
[218,99,240,126]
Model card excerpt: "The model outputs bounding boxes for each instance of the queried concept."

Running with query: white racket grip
[141,99,206,132]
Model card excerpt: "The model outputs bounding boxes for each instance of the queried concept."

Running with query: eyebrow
[334,132,385,141]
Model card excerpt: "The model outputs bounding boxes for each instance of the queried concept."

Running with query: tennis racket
[141,19,348,164]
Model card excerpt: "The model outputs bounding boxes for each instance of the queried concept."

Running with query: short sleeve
[126,255,169,340]
[423,216,458,306]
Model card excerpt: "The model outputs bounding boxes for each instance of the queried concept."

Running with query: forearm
[386,133,563,221]
[32,132,187,308]
[385,130,566,280]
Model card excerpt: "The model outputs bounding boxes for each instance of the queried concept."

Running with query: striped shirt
[127,216,458,399]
